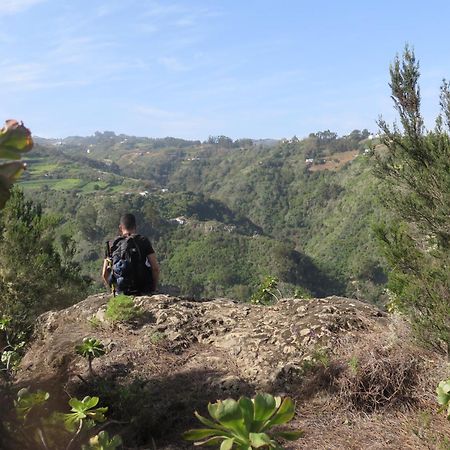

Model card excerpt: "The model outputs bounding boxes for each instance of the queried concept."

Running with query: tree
[374,46,450,351]
[0,189,89,332]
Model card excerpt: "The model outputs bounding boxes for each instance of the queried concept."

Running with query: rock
[17,294,388,390]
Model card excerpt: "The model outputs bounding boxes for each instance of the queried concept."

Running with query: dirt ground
[5,294,450,449]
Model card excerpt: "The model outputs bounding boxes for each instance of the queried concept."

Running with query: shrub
[250,276,282,305]
[105,294,141,323]
[335,343,420,412]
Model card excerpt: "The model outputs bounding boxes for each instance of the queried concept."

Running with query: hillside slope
[19,132,388,302]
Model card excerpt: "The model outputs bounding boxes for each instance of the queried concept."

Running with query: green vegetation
[0,189,89,336]
[75,337,106,375]
[82,431,122,450]
[105,294,141,322]
[23,127,383,303]
[184,393,303,449]
[437,380,450,419]
[250,276,282,305]
[0,316,25,374]
[374,47,450,351]
[5,388,118,450]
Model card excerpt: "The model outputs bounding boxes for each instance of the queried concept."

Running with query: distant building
[305,158,314,165]
[171,216,187,225]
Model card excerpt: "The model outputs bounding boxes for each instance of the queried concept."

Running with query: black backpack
[110,235,153,295]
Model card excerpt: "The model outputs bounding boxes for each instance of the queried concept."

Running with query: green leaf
[220,438,234,450]
[253,393,277,422]
[194,411,226,430]
[265,397,295,428]
[82,431,123,450]
[183,429,225,440]
[14,389,50,420]
[194,437,225,446]
[0,120,33,160]
[238,396,254,430]
[64,396,107,431]
[249,432,272,448]
[273,430,304,440]
[84,396,100,409]
[208,401,220,421]
[436,380,450,407]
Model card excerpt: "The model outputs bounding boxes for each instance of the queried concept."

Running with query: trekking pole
[105,241,116,297]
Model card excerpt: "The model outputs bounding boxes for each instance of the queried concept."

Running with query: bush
[334,338,422,412]
[105,295,141,323]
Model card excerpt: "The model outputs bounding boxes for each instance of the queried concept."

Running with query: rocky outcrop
[19,294,387,390]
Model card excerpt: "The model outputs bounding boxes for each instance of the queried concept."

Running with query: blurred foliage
[2,388,118,450]
[0,120,33,208]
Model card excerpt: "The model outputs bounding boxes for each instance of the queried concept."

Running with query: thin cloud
[0,0,45,15]
[158,56,189,72]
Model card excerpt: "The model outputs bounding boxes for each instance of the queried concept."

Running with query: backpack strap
[125,235,143,261]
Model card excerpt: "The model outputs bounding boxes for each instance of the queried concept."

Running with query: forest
[18,126,384,305]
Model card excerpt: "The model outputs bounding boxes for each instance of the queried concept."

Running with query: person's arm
[148,253,160,291]
[101,258,110,287]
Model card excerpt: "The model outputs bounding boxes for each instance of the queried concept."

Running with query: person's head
[119,213,137,235]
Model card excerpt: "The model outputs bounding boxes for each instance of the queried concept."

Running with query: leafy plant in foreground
[64,396,108,433]
[250,277,282,305]
[0,119,33,207]
[15,388,50,420]
[82,431,123,450]
[183,393,303,449]
[75,337,106,375]
[6,388,119,450]
[0,315,26,374]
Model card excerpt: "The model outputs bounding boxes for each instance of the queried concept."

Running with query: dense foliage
[0,189,89,334]
[23,129,386,303]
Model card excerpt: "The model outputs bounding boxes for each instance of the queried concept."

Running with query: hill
[8,294,449,449]
[19,130,387,303]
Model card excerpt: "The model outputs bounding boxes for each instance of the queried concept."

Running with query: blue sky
[1,0,450,139]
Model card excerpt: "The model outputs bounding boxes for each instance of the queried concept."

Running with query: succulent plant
[75,337,106,375]
[183,393,303,449]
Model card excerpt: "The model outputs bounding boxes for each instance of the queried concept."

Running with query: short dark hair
[120,213,136,230]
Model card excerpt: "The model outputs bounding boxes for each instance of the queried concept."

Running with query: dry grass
[285,318,450,449]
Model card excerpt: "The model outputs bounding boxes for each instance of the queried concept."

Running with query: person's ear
[119,224,123,234]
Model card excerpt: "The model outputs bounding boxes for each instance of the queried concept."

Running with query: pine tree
[375,46,450,352]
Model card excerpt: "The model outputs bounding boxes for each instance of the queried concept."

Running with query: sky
[1,0,450,140]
